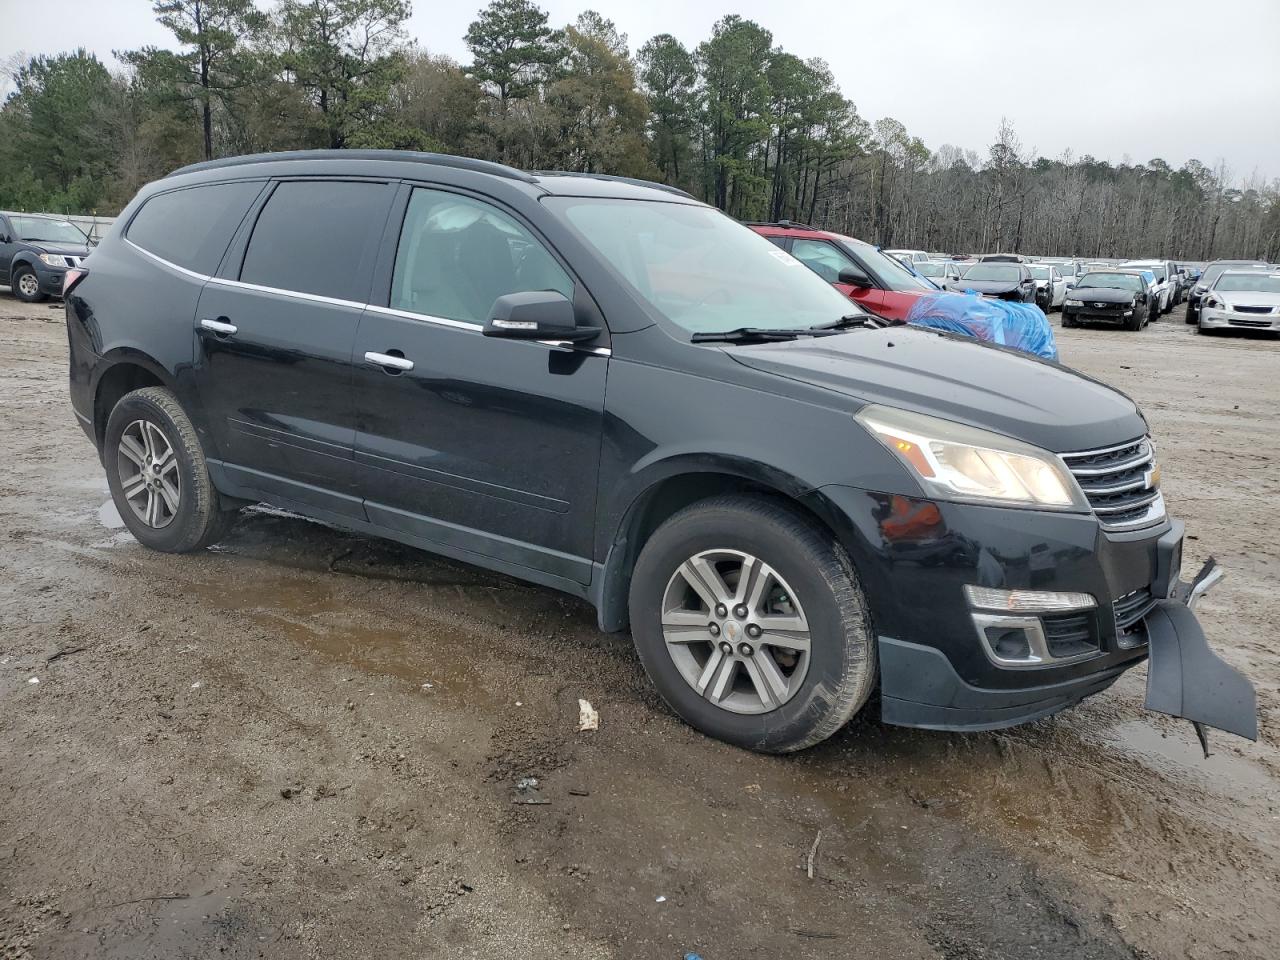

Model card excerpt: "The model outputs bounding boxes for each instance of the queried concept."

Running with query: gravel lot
[1,292,1277,960]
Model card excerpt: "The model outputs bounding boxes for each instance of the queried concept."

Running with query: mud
[1,293,1277,959]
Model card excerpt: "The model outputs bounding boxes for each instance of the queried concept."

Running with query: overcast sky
[2,0,1277,181]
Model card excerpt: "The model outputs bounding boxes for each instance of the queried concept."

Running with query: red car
[747,221,939,322]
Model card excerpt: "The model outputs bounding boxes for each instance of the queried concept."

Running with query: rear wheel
[11,265,46,303]
[629,495,877,753]
[104,386,237,552]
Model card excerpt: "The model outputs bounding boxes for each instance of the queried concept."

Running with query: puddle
[1105,718,1275,800]
[176,567,497,706]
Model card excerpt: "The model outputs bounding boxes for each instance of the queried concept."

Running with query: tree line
[1,0,1276,262]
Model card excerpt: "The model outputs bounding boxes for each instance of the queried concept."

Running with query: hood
[1070,286,1137,304]
[1215,291,1280,308]
[949,279,1023,297]
[727,325,1146,453]
[26,241,91,257]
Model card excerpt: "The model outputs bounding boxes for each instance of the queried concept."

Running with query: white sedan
[1197,271,1280,334]
[1029,264,1068,311]
[1119,260,1173,314]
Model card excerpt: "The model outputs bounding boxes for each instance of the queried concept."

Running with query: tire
[628,494,877,753]
[1126,308,1143,331]
[11,264,47,303]
[1185,305,1197,324]
[104,386,236,552]
[1062,314,1076,328]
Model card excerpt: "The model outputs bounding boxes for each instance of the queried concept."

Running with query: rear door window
[127,180,263,275]
[240,180,389,302]
[389,187,573,324]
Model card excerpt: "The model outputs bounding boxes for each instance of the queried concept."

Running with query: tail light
[63,267,88,296]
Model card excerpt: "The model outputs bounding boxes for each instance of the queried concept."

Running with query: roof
[165,149,696,203]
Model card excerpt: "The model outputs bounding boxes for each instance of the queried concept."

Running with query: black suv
[1,211,92,301]
[65,151,1255,752]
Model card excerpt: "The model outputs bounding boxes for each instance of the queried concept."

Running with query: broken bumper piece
[1144,558,1258,743]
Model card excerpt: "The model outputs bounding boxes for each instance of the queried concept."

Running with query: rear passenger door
[350,184,608,585]
[193,178,396,520]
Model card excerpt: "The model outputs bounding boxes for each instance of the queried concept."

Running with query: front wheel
[11,265,47,303]
[629,495,877,753]
[104,386,236,552]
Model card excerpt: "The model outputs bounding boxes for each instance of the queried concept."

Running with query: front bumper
[1063,304,1136,325]
[1198,307,1280,331]
[810,486,1256,737]
[32,261,69,297]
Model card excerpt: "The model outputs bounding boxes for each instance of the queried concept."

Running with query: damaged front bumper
[1144,558,1258,745]
[877,555,1258,747]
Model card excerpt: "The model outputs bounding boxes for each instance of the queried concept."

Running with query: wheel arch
[591,458,843,633]
[91,351,176,450]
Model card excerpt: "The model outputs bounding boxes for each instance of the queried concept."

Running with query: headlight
[38,253,70,268]
[856,405,1088,510]
[1064,298,1083,307]
[1123,310,1133,316]
[1205,297,1222,309]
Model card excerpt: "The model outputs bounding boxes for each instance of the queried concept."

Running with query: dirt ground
[1,290,1276,960]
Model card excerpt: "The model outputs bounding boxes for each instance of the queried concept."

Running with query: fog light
[964,585,1096,613]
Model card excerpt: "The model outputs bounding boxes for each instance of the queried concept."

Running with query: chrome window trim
[123,238,210,281]
[206,275,366,310]
[126,239,612,356]
[365,303,482,331]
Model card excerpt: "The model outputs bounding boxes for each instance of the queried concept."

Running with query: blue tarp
[906,291,1058,361]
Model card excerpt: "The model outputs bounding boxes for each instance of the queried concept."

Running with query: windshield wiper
[690,327,811,344]
[809,313,884,331]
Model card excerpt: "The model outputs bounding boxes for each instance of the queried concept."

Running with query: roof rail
[166,149,538,183]
[741,219,819,230]
[530,171,697,201]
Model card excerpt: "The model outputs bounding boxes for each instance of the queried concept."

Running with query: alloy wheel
[660,549,812,715]
[117,419,181,528]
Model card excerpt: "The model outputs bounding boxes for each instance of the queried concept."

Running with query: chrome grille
[1061,437,1165,531]
[1233,305,1273,314]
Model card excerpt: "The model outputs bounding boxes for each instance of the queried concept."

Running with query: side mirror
[483,290,600,343]
[837,267,872,288]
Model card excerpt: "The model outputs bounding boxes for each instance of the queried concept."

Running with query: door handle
[364,350,414,372]
[200,317,237,336]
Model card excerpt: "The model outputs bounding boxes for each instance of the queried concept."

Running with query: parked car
[1029,264,1068,311]
[884,248,930,266]
[1061,269,1154,330]
[979,253,1029,263]
[1196,270,1280,335]
[1118,260,1174,315]
[0,211,93,302]
[947,261,1038,302]
[1186,260,1272,324]
[65,149,1256,752]
[915,260,964,285]
[748,222,938,321]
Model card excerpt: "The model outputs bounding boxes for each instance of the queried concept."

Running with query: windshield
[915,262,945,277]
[858,244,935,290]
[1076,272,1142,291]
[548,199,861,334]
[1202,262,1267,286]
[1029,266,1053,280]
[961,263,1020,282]
[1215,273,1280,293]
[10,216,87,244]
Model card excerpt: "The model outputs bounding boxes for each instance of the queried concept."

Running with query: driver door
[788,238,888,315]
[351,184,608,584]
